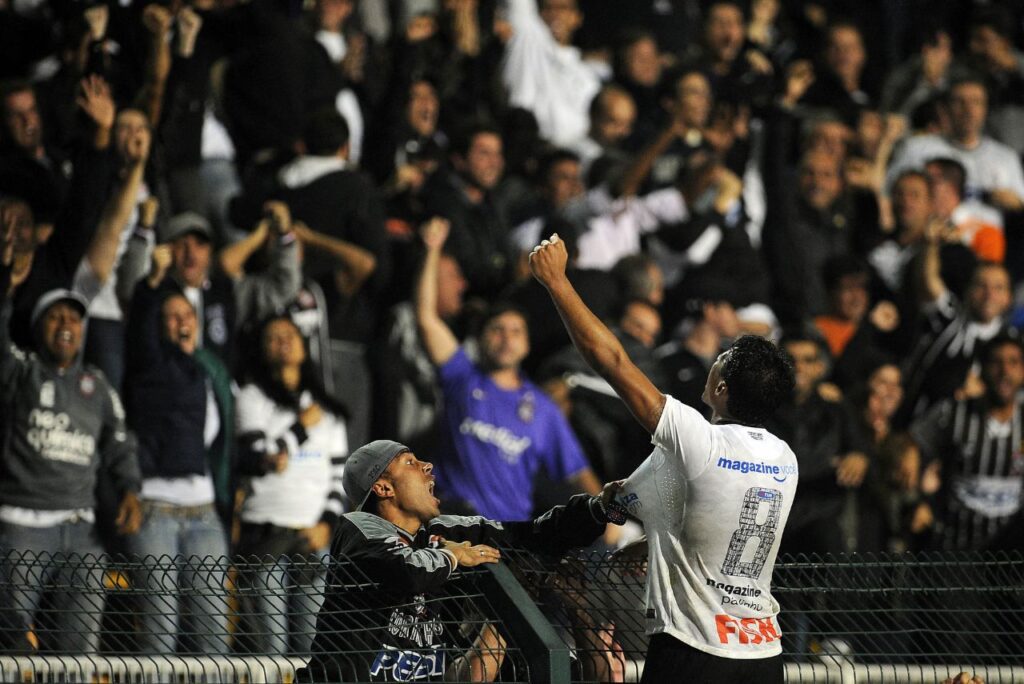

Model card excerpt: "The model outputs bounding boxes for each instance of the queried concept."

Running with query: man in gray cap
[117,203,302,368]
[298,439,623,682]
[0,280,141,653]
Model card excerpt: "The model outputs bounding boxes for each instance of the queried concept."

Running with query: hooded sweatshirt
[0,299,140,511]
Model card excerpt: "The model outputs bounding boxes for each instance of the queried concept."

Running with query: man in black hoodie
[298,439,623,682]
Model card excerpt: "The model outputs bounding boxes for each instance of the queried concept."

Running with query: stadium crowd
[1,0,1024,660]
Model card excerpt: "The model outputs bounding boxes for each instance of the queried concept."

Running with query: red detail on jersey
[715,614,779,645]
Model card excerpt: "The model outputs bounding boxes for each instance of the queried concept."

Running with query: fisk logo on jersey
[715,614,780,645]
[716,456,797,483]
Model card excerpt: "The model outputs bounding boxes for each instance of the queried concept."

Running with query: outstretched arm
[85,117,150,284]
[530,235,665,434]
[414,217,459,366]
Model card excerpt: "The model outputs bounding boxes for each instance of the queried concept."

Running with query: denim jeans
[125,502,229,655]
[236,523,328,656]
[0,518,105,653]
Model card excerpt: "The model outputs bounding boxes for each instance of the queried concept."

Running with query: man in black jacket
[298,439,622,682]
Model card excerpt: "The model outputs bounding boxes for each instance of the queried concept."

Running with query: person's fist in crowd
[76,75,115,132]
[782,59,815,108]
[420,217,450,251]
[125,125,151,166]
[84,4,109,41]
[942,672,984,684]
[299,402,323,428]
[910,501,933,534]
[395,164,426,192]
[142,3,173,37]
[139,197,160,229]
[442,539,501,567]
[176,7,203,58]
[713,166,743,214]
[882,114,907,144]
[263,201,292,236]
[148,243,173,288]
[845,157,882,192]
[835,452,869,488]
[529,233,569,289]
[316,0,354,33]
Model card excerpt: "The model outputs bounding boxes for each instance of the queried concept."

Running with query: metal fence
[0,548,1021,683]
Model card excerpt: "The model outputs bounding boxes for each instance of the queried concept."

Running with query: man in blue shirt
[415,218,602,520]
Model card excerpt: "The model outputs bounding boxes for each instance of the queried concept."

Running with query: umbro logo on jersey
[716,456,797,483]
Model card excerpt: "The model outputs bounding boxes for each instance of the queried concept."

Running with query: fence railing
[0,548,1021,682]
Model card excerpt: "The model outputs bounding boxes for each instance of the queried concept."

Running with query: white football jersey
[618,395,798,658]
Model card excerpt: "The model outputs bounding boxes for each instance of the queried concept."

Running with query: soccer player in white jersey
[530,234,797,683]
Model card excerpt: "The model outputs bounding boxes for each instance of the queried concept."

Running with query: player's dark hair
[719,335,795,425]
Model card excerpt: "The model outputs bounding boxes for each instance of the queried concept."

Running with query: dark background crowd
[2,0,1024,658]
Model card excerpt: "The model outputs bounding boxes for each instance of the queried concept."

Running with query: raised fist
[148,243,173,287]
[529,234,569,289]
[419,217,450,251]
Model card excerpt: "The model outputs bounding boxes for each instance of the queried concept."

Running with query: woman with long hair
[234,315,348,655]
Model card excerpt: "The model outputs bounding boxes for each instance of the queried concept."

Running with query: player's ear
[372,479,395,500]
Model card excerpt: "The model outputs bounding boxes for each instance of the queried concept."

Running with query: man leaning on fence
[297,439,624,683]
[0,221,142,653]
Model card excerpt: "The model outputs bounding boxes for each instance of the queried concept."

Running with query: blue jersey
[435,349,588,520]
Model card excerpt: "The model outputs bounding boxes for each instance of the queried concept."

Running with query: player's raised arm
[530,234,666,434]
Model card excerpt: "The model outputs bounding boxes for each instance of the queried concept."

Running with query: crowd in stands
[1,0,1024,658]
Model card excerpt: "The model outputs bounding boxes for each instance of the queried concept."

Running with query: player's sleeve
[651,394,715,479]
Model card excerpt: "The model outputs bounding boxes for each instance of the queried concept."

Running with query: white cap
[30,289,89,328]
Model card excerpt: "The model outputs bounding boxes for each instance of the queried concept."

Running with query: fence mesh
[497,547,1024,683]
[0,548,1021,682]
[0,550,524,683]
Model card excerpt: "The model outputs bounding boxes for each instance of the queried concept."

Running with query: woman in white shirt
[235,315,349,655]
